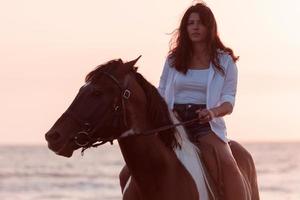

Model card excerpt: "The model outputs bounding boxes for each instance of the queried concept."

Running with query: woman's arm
[219,55,238,113]
[210,102,233,117]
[196,102,232,123]
[197,56,238,123]
[157,58,171,97]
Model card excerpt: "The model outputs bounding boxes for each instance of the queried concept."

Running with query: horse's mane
[85,59,122,83]
[84,59,179,149]
[133,72,179,149]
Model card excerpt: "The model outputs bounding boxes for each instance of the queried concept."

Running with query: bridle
[65,70,199,155]
[63,70,132,154]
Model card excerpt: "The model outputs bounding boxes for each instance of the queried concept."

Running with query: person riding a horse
[45,3,260,200]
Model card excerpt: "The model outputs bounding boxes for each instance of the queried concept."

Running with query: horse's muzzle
[45,129,75,157]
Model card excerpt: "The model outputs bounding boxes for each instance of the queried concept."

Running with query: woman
[158,3,248,200]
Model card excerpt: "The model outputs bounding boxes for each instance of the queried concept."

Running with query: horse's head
[45,56,177,157]
[45,57,145,157]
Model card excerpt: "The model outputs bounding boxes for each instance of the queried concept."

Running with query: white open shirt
[158,51,238,142]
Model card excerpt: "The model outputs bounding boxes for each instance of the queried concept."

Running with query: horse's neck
[118,134,177,187]
[118,82,179,191]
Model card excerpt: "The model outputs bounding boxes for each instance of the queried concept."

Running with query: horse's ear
[125,55,142,70]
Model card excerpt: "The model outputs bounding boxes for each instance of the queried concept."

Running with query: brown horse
[45,57,259,200]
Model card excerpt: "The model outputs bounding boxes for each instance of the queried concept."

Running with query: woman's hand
[195,108,215,124]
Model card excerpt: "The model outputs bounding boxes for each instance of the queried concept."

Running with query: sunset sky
[1,0,299,144]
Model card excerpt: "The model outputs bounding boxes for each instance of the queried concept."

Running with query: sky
[0,0,300,145]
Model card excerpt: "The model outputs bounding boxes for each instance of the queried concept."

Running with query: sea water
[0,143,299,200]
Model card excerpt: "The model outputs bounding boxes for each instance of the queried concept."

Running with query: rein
[82,117,199,155]
[119,118,199,138]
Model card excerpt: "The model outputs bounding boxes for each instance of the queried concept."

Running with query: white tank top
[174,68,209,104]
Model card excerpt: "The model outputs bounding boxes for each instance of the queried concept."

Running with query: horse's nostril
[46,131,61,141]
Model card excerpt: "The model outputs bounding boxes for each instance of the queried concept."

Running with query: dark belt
[174,103,206,112]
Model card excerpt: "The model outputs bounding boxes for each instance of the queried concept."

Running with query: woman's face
[186,12,207,44]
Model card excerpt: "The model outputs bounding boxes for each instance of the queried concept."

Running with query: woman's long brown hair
[168,3,239,75]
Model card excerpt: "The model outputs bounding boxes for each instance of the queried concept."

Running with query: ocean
[0,142,299,200]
